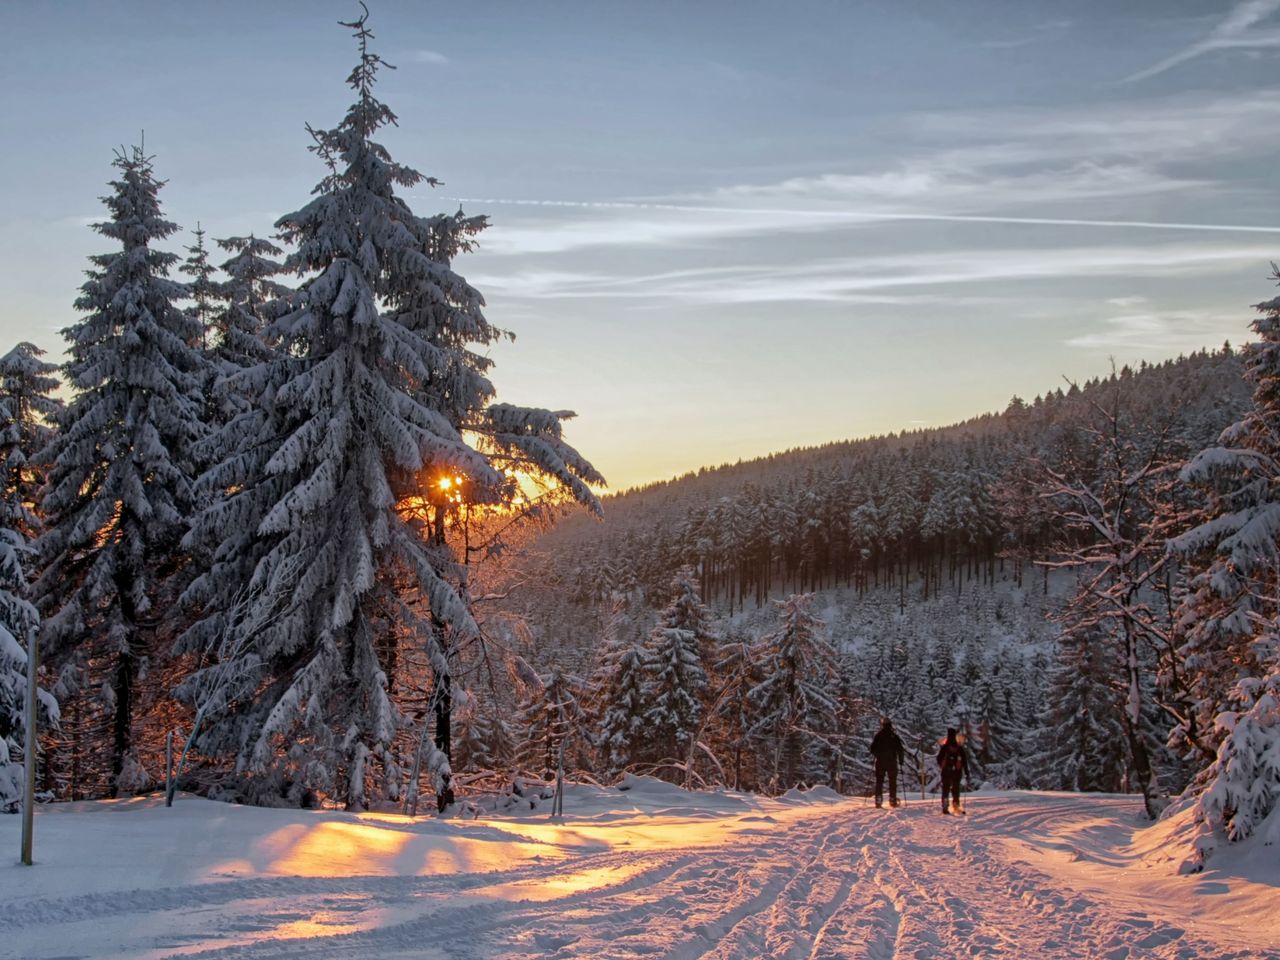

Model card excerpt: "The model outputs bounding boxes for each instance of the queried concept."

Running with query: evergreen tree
[0,343,62,809]
[452,690,516,775]
[208,235,287,397]
[1038,623,1127,792]
[640,568,711,774]
[0,343,62,510]
[748,594,838,791]
[0,523,37,810]
[179,224,217,352]
[1171,271,1280,860]
[34,146,203,798]
[596,640,647,779]
[584,591,637,723]
[181,11,599,808]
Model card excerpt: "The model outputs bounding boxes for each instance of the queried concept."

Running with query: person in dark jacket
[869,717,906,808]
[936,727,969,814]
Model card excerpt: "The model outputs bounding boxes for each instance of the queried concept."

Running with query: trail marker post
[20,629,37,866]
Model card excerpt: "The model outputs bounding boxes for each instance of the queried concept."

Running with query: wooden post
[164,730,175,807]
[917,745,926,802]
[552,737,566,818]
[20,629,37,866]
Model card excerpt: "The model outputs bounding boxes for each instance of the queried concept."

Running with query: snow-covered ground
[0,779,1276,960]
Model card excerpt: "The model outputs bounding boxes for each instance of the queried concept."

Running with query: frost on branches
[179,225,218,354]
[181,10,600,809]
[34,147,203,798]
[596,640,648,778]
[0,352,62,810]
[639,568,712,773]
[1171,273,1280,865]
[204,234,288,426]
[1039,623,1128,793]
[748,594,839,791]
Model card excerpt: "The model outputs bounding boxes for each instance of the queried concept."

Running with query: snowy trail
[1,788,1276,960]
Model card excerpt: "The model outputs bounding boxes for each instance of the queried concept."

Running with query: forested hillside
[458,344,1274,865]
[536,347,1246,610]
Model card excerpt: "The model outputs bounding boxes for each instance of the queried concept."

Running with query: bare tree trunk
[1123,620,1160,818]
[434,665,454,811]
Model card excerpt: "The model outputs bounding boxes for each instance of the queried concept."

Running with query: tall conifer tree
[210,235,286,373]
[180,224,217,353]
[35,147,203,797]
[748,594,838,791]
[640,568,712,772]
[183,9,600,808]
[0,343,62,808]
[1039,624,1127,792]
[1171,271,1280,861]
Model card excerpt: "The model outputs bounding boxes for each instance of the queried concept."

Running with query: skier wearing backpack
[936,727,969,814]
[869,716,906,808]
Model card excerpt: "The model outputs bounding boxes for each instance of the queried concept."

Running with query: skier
[869,716,905,808]
[937,727,969,814]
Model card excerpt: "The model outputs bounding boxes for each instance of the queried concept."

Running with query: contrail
[1124,0,1280,83]
[432,195,1280,236]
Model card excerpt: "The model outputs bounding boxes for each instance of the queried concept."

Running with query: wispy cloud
[403,48,449,66]
[708,163,1203,212]
[1066,310,1245,350]
[910,88,1280,168]
[451,196,1280,257]
[433,88,1280,257]
[712,87,1280,216]
[473,243,1271,306]
[982,18,1072,50]
[1125,0,1280,81]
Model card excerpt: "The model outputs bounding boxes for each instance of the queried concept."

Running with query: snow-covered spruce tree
[584,590,637,721]
[0,390,61,812]
[0,344,62,809]
[452,689,517,777]
[181,10,600,809]
[185,234,288,484]
[595,638,648,779]
[0,343,62,509]
[0,520,38,811]
[179,235,289,686]
[1169,271,1280,860]
[639,568,711,777]
[748,593,838,791]
[210,235,286,374]
[34,146,204,799]
[180,224,235,489]
[583,590,641,776]
[1037,622,1128,792]
[179,224,218,353]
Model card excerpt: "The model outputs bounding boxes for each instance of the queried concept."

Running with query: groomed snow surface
[1,779,1276,960]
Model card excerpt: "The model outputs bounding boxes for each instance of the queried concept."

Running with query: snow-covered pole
[20,626,37,866]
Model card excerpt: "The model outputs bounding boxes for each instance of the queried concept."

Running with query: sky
[3,1,1280,490]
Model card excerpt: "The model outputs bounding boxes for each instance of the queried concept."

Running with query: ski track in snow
[2,794,1277,960]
